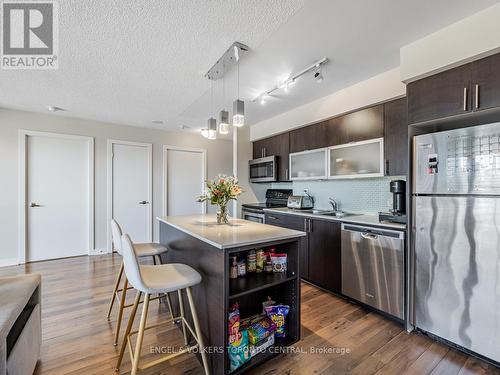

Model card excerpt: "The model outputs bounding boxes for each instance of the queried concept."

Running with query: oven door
[249,156,277,183]
[241,208,265,223]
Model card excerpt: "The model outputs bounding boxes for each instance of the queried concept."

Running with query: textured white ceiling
[0,0,305,131]
[0,0,498,133]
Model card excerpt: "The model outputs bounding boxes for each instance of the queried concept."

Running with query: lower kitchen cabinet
[308,219,341,293]
[265,213,342,293]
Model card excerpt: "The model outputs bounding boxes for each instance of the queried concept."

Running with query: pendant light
[219,110,229,135]
[201,82,217,139]
[219,72,230,135]
[232,48,245,127]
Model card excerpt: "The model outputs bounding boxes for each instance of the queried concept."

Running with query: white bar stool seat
[106,219,171,346]
[139,264,201,294]
[116,234,210,375]
[133,243,168,257]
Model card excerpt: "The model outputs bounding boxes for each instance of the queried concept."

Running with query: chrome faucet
[329,197,339,212]
[303,189,315,206]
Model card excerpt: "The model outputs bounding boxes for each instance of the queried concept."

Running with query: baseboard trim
[0,258,19,267]
[88,249,109,256]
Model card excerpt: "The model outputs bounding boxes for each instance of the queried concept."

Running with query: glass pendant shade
[219,110,229,134]
[232,99,245,127]
[201,117,217,139]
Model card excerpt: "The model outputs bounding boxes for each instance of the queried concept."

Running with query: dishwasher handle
[342,223,404,240]
[361,232,378,240]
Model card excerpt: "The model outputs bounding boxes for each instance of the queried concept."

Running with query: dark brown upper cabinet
[407,63,472,124]
[335,105,384,143]
[325,116,349,146]
[252,132,290,181]
[471,53,500,112]
[289,121,329,153]
[384,97,408,176]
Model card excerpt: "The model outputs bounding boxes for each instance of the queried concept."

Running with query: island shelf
[158,215,305,375]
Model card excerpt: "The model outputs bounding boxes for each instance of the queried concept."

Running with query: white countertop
[263,207,406,230]
[157,214,306,249]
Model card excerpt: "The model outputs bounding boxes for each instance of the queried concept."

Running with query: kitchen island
[158,215,306,375]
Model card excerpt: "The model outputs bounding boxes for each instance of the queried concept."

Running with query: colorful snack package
[249,333,275,358]
[265,304,290,338]
[228,329,250,372]
[247,315,277,345]
[262,296,276,313]
[228,303,249,372]
[228,303,240,340]
[271,253,287,273]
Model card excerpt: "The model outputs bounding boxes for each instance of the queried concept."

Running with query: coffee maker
[379,180,407,224]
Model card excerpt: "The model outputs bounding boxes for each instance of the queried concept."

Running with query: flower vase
[217,204,229,225]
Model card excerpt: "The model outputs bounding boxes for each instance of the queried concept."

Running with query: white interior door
[26,133,92,262]
[110,141,152,246]
[164,147,206,216]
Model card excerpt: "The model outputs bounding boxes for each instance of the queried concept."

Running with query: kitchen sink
[299,209,333,214]
[320,211,355,218]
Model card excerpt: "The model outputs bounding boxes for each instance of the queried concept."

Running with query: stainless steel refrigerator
[413,122,500,364]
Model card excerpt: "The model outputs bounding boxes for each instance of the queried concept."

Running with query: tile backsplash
[270,176,406,214]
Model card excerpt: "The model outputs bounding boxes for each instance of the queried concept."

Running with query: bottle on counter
[247,250,256,273]
[256,249,265,273]
[230,256,238,279]
[237,259,246,277]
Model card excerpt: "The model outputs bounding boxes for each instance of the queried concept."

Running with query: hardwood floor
[0,254,498,375]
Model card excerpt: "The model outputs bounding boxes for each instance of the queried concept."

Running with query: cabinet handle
[261,148,264,158]
[463,87,468,111]
[263,147,267,157]
[268,216,278,220]
[475,84,480,109]
[304,219,307,232]
[285,168,289,180]
[385,160,389,175]
[308,219,313,233]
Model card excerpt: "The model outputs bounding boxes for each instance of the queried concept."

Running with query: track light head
[313,66,323,83]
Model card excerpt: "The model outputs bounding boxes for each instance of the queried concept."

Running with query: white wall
[235,126,268,215]
[400,2,500,83]
[250,67,406,141]
[0,109,232,265]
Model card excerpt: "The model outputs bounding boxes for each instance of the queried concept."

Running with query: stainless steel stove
[241,189,292,223]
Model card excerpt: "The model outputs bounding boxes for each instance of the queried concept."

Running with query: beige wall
[0,109,233,265]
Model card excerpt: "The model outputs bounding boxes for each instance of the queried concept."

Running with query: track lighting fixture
[252,57,328,103]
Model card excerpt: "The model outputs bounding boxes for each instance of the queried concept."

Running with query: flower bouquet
[198,175,242,224]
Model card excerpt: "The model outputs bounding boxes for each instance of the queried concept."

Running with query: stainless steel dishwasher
[341,223,404,319]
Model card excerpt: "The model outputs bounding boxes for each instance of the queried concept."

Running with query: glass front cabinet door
[328,138,384,179]
[289,148,328,180]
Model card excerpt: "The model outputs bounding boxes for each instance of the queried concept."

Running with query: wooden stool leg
[165,292,174,318]
[131,293,150,375]
[107,261,124,319]
[177,289,188,345]
[115,291,142,371]
[186,287,210,375]
[113,277,128,346]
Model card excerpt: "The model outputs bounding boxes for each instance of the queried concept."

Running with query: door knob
[30,202,41,207]
[139,201,149,205]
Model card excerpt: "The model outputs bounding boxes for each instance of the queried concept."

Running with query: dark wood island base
[158,216,305,375]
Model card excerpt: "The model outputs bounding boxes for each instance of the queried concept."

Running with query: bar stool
[115,234,210,375]
[107,219,171,346]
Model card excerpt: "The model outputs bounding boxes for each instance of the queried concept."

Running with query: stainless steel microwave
[249,156,277,183]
